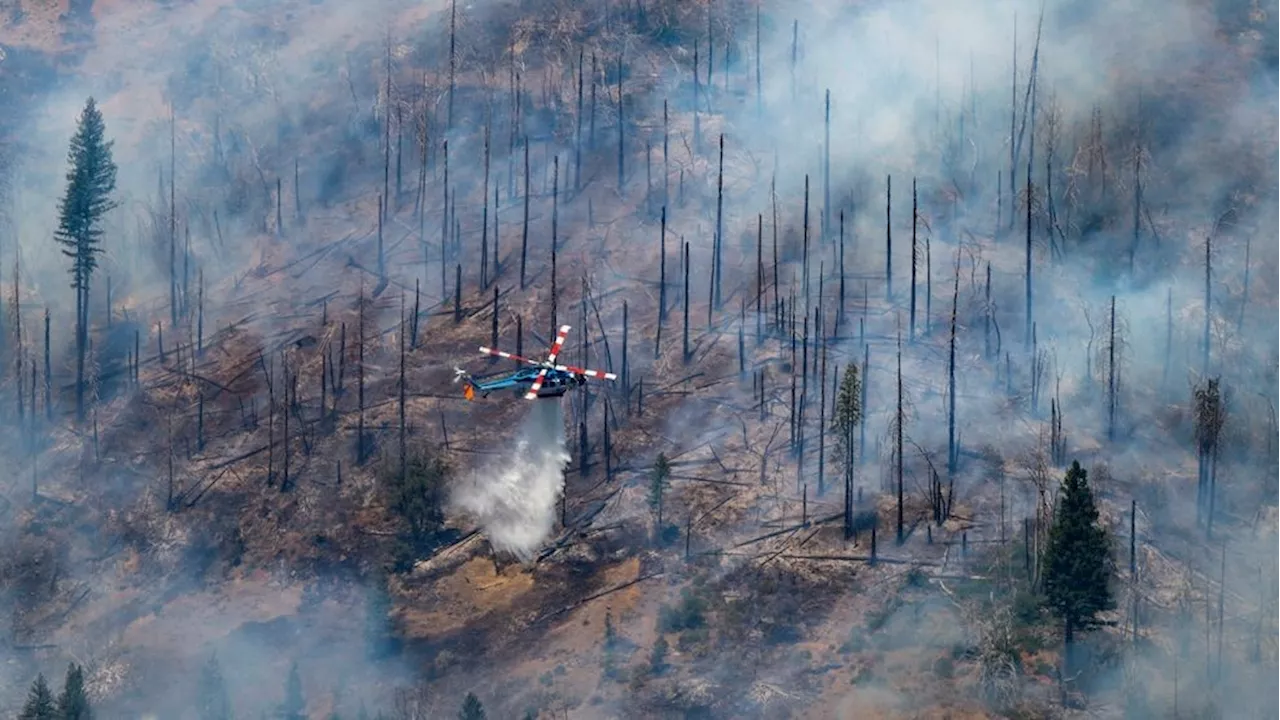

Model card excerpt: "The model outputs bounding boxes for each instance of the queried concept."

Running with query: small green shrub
[657,588,708,633]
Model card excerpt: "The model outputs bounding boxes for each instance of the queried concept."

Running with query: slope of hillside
[0,0,1276,717]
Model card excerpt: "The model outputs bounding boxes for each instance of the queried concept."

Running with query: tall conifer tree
[57,663,92,720]
[19,674,56,720]
[55,97,118,422]
[1043,461,1115,654]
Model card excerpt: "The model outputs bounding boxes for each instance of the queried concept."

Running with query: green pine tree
[19,674,57,720]
[279,661,306,720]
[1042,461,1115,651]
[649,635,669,675]
[56,663,92,720]
[54,96,117,423]
[196,653,232,720]
[458,692,485,720]
[648,452,671,544]
[831,364,863,539]
[650,450,670,545]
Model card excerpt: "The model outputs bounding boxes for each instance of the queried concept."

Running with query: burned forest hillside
[0,0,1277,717]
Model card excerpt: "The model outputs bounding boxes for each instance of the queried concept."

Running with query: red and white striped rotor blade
[524,367,550,400]
[545,325,571,364]
[478,346,541,366]
[553,364,618,381]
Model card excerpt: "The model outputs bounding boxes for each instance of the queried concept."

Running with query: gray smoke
[450,399,570,560]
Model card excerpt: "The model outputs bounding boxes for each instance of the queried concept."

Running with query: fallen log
[533,572,666,624]
[206,443,271,470]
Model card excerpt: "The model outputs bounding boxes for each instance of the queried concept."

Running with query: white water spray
[450,399,571,560]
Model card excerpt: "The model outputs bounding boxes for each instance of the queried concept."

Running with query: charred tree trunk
[170,109,178,329]
[1008,19,1018,231]
[910,178,918,341]
[896,327,904,544]
[197,269,204,357]
[818,338,827,496]
[575,47,584,191]
[521,138,530,289]
[622,300,629,395]
[447,0,456,131]
[924,214,934,333]
[552,154,559,251]
[823,89,831,241]
[948,254,960,473]
[713,133,725,309]
[1203,236,1212,374]
[656,206,667,358]
[1237,235,1251,332]
[1025,139,1034,348]
[550,162,559,336]
[166,414,175,508]
[266,356,275,485]
[197,389,205,452]
[337,322,347,394]
[772,178,780,331]
[789,372,797,455]
[838,211,846,334]
[589,53,597,151]
[1108,294,1117,441]
[493,185,501,281]
[803,176,810,335]
[737,300,746,378]
[756,213,764,344]
[491,285,500,351]
[282,359,291,491]
[707,13,714,88]
[481,125,491,287]
[381,35,392,219]
[441,140,450,296]
[693,45,701,151]
[663,99,670,209]
[393,103,403,205]
[682,241,690,362]
[984,263,993,359]
[617,56,625,190]
[399,296,408,487]
[411,279,421,349]
[885,175,892,300]
[377,194,385,278]
[43,310,51,421]
[357,287,367,464]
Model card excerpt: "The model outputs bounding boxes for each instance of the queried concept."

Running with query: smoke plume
[450,399,570,560]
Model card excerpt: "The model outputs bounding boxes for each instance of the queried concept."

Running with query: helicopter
[453,324,617,400]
